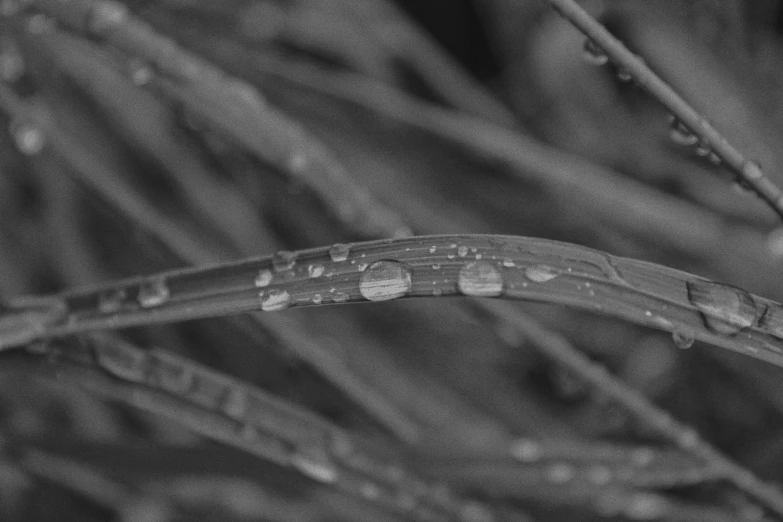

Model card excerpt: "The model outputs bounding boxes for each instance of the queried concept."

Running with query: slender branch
[545,0,783,220]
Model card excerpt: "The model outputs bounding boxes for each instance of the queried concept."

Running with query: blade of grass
[544,0,783,220]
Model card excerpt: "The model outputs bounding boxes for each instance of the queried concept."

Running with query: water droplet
[587,465,613,485]
[695,141,711,156]
[672,331,694,349]
[307,264,324,278]
[616,68,633,83]
[686,280,759,335]
[457,261,503,297]
[583,38,609,66]
[260,289,291,311]
[332,292,350,303]
[291,453,337,483]
[432,289,443,296]
[759,303,783,340]
[743,160,764,180]
[523,264,558,283]
[457,246,468,257]
[432,263,441,270]
[138,278,170,308]
[221,388,247,419]
[98,289,126,313]
[502,258,515,268]
[510,438,541,462]
[359,260,412,302]
[10,120,44,155]
[329,243,350,262]
[447,253,455,260]
[88,0,128,34]
[255,269,272,288]
[272,250,296,272]
[546,463,575,484]
[669,117,699,146]
[428,246,437,254]
[312,294,323,305]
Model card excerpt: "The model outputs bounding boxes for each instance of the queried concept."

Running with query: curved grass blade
[4,234,783,369]
[38,334,513,522]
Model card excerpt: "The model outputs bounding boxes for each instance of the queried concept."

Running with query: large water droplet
[307,264,324,278]
[272,250,296,272]
[359,260,412,302]
[457,246,469,257]
[457,261,503,297]
[686,280,758,335]
[760,303,783,340]
[583,38,608,66]
[255,269,272,288]
[669,117,698,146]
[291,453,338,483]
[10,120,44,155]
[328,243,350,262]
[260,289,291,311]
[138,278,170,308]
[523,265,558,283]
[672,331,694,349]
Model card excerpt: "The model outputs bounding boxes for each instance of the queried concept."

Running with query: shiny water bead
[457,246,469,257]
[312,294,323,305]
[328,243,350,262]
[359,260,412,302]
[307,264,324,278]
[668,117,699,146]
[523,264,558,283]
[254,269,273,288]
[138,278,170,308]
[291,453,338,484]
[260,289,291,311]
[686,280,759,335]
[502,258,515,268]
[671,331,694,349]
[583,38,608,66]
[272,250,296,272]
[10,120,44,155]
[457,261,503,297]
[695,141,711,157]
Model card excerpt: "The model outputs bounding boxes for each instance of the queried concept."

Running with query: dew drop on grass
[669,117,699,146]
[743,160,764,180]
[307,264,324,278]
[272,250,296,272]
[10,120,44,155]
[138,278,169,308]
[457,261,503,297]
[328,243,350,262]
[759,303,783,340]
[523,265,558,283]
[255,269,273,288]
[291,453,338,483]
[695,141,711,157]
[457,246,469,257]
[359,260,412,301]
[672,331,694,349]
[686,280,759,335]
[260,289,291,311]
[332,291,350,303]
[582,38,608,66]
[502,258,515,268]
[312,294,323,305]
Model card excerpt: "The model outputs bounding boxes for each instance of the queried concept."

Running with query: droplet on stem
[359,260,412,301]
[138,278,170,308]
[672,331,694,350]
[328,243,350,262]
[686,280,759,335]
[254,269,273,288]
[457,261,503,297]
[583,38,609,66]
[307,264,324,278]
[260,289,291,311]
[272,250,296,272]
[669,117,698,146]
[523,265,558,283]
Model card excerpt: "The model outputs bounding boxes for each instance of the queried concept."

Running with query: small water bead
[545,462,575,484]
[457,261,503,297]
[686,280,759,335]
[510,438,541,462]
[743,160,764,180]
[291,453,338,484]
[138,278,170,308]
[307,264,324,278]
[98,289,126,313]
[428,246,436,254]
[94,342,148,382]
[272,250,296,272]
[328,243,350,262]
[332,292,350,303]
[501,258,515,268]
[359,260,412,302]
[432,263,441,270]
[671,331,694,350]
[457,246,468,257]
[254,269,273,288]
[695,141,712,157]
[707,151,722,165]
[312,294,323,305]
[583,38,609,66]
[10,120,44,155]
[523,264,558,283]
[447,253,455,260]
[668,117,699,147]
[260,289,291,311]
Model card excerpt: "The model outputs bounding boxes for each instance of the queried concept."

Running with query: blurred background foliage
[2,0,783,520]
